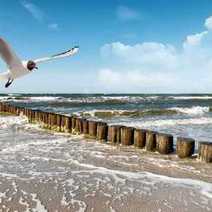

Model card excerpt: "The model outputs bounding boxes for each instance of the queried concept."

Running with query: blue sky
[1,0,212,93]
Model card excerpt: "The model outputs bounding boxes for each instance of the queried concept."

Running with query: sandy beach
[0,115,211,212]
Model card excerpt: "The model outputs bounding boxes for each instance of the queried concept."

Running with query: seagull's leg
[5,78,14,88]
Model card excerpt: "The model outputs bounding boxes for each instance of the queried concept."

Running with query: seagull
[0,37,79,88]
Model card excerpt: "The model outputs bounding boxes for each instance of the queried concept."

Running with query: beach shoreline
[0,114,211,211]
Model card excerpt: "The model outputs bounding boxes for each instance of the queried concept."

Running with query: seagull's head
[27,60,38,71]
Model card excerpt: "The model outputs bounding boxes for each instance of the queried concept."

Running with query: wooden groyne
[1,102,212,163]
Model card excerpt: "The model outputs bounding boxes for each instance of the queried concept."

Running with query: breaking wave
[79,106,210,118]
[170,96,212,100]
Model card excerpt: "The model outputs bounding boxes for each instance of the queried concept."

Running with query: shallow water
[0,115,212,211]
[3,93,212,142]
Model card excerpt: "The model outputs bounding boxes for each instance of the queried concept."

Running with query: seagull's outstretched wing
[34,46,79,64]
[0,38,24,71]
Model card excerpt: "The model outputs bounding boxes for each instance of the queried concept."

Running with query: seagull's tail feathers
[0,72,10,81]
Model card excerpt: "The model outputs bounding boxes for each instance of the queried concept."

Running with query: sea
[0,93,212,211]
[3,93,212,143]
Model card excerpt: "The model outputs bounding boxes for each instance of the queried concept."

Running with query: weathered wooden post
[28,109,32,123]
[49,113,57,130]
[47,112,52,129]
[34,110,40,123]
[156,133,174,154]
[71,117,77,134]
[47,112,52,128]
[198,142,212,163]
[64,116,72,133]
[82,119,89,135]
[121,126,134,146]
[0,102,2,112]
[56,114,61,131]
[176,137,195,158]
[15,107,20,116]
[134,129,146,148]
[43,112,49,128]
[146,130,157,151]
[108,125,123,144]
[97,122,108,142]
[88,121,97,138]
[60,115,68,132]
[38,111,42,124]
[75,117,83,134]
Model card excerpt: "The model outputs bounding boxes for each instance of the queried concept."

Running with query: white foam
[31,193,47,212]
[29,96,61,101]
[117,117,212,128]
[0,115,28,129]
[171,96,212,100]
[70,161,212,199]
[170,106,209,115]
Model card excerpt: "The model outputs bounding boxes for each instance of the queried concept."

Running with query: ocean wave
[79,109,179,118]
[79,106,210,118]
[116,117,212,128]
[170,106,210,115]
[170,96,212,100]
[0,95,160,104]
[2,94,212,103]
[28,96,62,101]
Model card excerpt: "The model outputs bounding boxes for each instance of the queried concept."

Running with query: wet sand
[0,115,212,211]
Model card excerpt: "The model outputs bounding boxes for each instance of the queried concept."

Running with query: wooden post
[156,133,174,154]
[121,126,134,146]
[146,130,157,151]
[97,122,108,142]
[198,142,212,163]
[34,110,40,123]
[61,115,71,133]
[134,129,146,148]
[28,110,33,123]
[176,137,195,158]
[56,114,61,131]
[88,121,97,138]
[49,113,57,130]
[60,115,65,132]
[75,117,83,134]
[108,125,123,144]
[82,119,89,135]
[40,111,45,126]
[71,117,77,134]
[43,112,49,128]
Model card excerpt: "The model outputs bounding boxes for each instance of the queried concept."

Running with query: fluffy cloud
[184,31,208,46]
[205,16,212,30]
[101,42,178,71]
[98,16,212,92]
[116,6,140,21]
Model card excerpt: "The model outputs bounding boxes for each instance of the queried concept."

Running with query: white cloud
[205,16,212,30]
[98,68,182,92]
[116,6,140,21]
[21,1,44,22]
[98,15,212,92]
[101,42,177,70]
[184,31,208,47]
[48,23,59,30]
